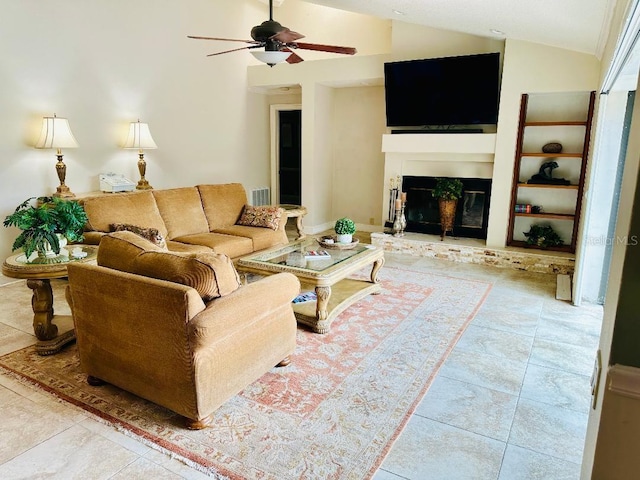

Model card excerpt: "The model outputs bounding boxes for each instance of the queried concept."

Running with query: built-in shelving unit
[507,91,596,253]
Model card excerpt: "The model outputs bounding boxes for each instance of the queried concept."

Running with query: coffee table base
[293,278,381,334]
[36,328,76,356]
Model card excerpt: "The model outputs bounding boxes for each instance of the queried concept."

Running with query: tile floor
[0,251,602,479]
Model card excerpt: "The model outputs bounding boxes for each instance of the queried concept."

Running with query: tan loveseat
[80,183,288,259]
[66,231,300,429]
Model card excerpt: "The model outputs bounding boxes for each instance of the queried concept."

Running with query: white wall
[0,0,272,259]
[331,86,387,226]
[0,0,390,259]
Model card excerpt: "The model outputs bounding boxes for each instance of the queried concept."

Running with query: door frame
[270,104,302,204]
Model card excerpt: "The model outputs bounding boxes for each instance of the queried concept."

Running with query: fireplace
[401,176,492,239]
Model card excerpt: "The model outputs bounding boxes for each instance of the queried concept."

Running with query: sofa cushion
[197,184,247,230]
[236,205,283,231]
[81,191,168,238]
[110,223,167,249]
[152,187,210,239]
[97,231,165,273]
[172,233,254,259]
[214,225,288,251]
[133,251,241,300]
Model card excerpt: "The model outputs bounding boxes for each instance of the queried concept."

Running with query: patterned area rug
[0,266,491,479]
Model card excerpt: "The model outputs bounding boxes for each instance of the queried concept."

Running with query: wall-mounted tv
[384,52,501,128]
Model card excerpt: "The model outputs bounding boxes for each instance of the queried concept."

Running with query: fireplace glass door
[402,176,491,239]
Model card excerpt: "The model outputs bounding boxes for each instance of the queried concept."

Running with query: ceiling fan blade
[188,35,259,44]
[289,42,356,55]
[206,44,263,57]
[271,29,305,43]
[282,47,304,64]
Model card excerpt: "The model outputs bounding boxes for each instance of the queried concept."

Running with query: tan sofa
[79,183,288,259]
[66,231,300,429]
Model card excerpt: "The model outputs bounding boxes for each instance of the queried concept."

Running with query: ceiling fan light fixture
[251,50,291,66]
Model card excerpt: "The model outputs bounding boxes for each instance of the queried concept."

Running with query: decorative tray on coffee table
[317,235,360,250]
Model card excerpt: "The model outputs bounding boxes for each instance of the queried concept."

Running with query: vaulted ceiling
[301,0,616,56]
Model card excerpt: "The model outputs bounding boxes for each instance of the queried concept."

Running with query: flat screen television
[384,52,501,128]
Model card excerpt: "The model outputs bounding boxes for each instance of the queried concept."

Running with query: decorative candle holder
[399,203,407,236]
[392,208,403,237]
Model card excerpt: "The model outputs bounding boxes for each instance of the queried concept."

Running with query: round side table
[2,245,98,355]
[279,204,308,240]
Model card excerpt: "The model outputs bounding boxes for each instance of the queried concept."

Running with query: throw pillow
[110,223,167,249]
[133,251,241,300]
[236,205,282,231]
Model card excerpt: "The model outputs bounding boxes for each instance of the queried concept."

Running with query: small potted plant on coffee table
[334,217,356,244]
[432,178,463,241]
[3,196,88,259]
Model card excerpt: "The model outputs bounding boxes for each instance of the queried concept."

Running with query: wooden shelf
[521,152,583,158]
[507,91,596,255]
[515,212,575,220]
[524,121,587,127]
[517,183,579,189]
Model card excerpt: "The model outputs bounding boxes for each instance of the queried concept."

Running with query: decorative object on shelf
[3,196,88,259]
[523,224,564,248]
[123,119,157,190]
[433,177,463,240]
[34,114,79,198]
[334,217,356,244]
[542,142,563,153]
[515,204,543,214]
[527,161,570,185]
[317,235,359,250]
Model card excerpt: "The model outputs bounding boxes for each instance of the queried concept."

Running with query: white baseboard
[609,364,640,400]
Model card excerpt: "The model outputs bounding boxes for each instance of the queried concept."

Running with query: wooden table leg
[370,257,385,284]
[314,286,331,333]
[295,215,306,240]
[26,278,76,355]
[26,279,58,341]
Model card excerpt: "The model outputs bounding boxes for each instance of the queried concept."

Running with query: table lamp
[123,120,157,190]
[34,114,79,198]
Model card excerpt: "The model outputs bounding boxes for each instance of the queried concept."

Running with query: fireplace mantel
[381,133,497,225]
[382,133,497,155]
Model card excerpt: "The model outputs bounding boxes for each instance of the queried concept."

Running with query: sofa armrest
[188,272,299,346]
[81,231,105,245]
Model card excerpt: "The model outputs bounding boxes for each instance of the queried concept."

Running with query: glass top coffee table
[236,238,385,333]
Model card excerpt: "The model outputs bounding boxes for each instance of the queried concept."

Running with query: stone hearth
[371,232,575,275]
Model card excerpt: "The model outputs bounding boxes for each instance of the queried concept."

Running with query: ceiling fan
[187,0,357,66]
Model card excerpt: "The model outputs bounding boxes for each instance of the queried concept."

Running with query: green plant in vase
[523,224,564,248]
[334,217,356,244]
[432,178,463,240]
[3,196,88,259]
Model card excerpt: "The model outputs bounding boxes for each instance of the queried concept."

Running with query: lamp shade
[34,115,79,149]
[251,50,291,66]
[123,120,157,150]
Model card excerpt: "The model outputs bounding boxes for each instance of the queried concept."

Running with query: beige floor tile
[0,395,80,464]
[381,415,505,480]
[0,423,139,479]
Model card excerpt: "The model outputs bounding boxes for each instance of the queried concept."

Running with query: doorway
[270,105,302,206]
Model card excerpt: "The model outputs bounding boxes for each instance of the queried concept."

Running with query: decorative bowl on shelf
[317,235,359,250]
[542,142,562,153]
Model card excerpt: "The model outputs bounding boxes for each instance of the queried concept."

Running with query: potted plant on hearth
[334,217,356,244]
[3,196,88,259]
[432,178,463,241]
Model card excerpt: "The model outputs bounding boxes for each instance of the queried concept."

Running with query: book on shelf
[304,250,330,259]
[292,291,317,304]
